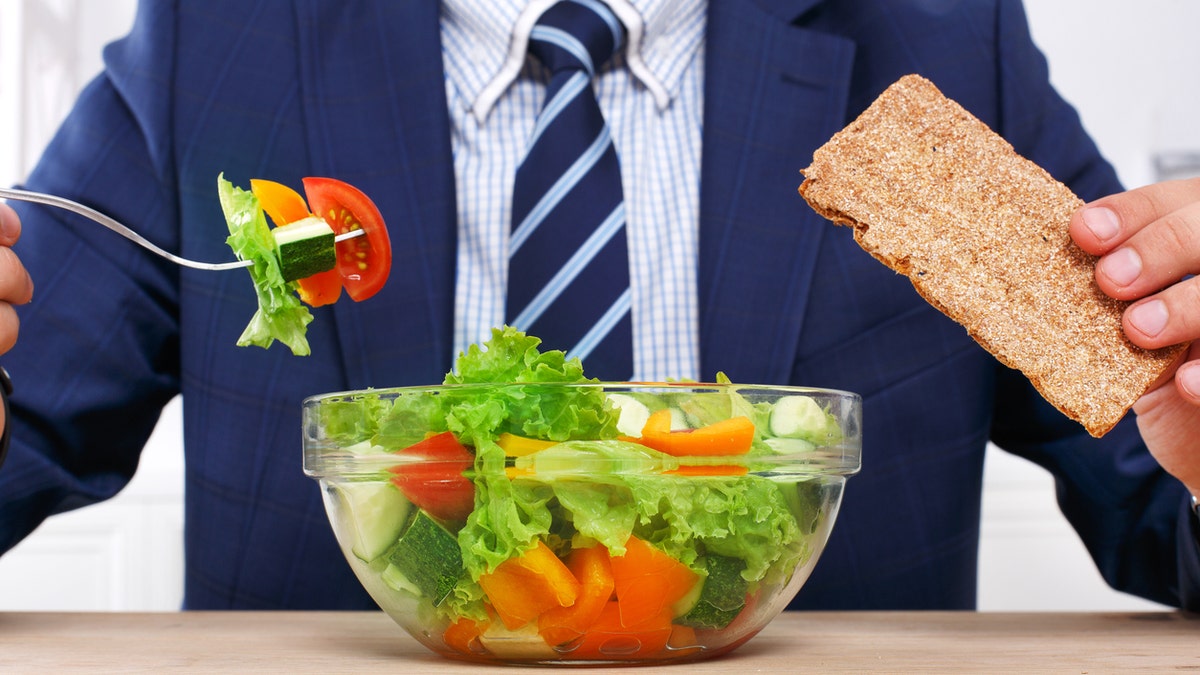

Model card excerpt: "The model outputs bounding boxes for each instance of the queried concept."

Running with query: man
[2,0,1198,610]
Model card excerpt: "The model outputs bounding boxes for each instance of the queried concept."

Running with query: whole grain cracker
[798,74,1186,437]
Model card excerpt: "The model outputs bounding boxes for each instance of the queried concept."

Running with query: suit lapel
[698,0,855,383]
[295,0,457,388]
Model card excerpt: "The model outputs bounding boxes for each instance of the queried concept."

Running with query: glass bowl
[303,382,861,666]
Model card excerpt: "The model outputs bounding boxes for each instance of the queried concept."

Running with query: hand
[0,203,34,353]
[0,202,34,439]
[1069,177,1200,495]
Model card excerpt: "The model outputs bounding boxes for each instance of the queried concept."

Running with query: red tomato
[388,432,475,524]
[250,178,343,306]
[302,177,392,301]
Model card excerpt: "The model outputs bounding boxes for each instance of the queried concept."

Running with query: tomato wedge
[250,179,343,306]
[302,177,392,301]
[388,431,475,524]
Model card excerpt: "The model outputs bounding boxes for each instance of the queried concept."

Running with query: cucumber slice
[337,481,412,562]
[606,393,651,436]
[272,216,336,282]
[763,437,817,454]
[386,511,463,606]
[769,395,829,440]
[678,554,748,629]
[380,563,422,596]
[671,575,704,616]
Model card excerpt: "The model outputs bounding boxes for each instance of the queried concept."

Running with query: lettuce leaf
[440,326,619,455]
[624,474,808,584]
[218,173,314,356]
[522,441,809,584]
[438,328,623,583]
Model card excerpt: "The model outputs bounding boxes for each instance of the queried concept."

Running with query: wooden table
[2,610,1196,672]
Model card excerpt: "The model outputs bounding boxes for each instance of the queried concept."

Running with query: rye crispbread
[798,74,1186,437]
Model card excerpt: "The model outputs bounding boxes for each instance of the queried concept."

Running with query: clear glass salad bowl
[303,382,861,666]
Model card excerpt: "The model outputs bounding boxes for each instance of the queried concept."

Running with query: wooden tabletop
[1,610,1196,672]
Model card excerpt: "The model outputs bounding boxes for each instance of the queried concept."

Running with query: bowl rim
[302,381,862,478]
[302,381,863,406]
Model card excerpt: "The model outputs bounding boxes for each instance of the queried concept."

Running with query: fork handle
[0,187,251,271]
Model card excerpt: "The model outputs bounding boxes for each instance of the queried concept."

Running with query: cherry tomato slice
[302,177,392,302]
[250,179,343,307]
[388,431,475,524]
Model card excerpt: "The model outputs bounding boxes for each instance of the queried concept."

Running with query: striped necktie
[506,0,633,380]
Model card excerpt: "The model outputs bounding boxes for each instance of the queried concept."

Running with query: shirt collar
[442,0,706,122]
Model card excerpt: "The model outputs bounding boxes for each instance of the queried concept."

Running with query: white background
[1,0,1196,611]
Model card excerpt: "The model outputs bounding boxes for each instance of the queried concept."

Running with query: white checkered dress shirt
[441,0,705,380]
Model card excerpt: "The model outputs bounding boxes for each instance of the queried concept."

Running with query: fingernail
[1082,206,1120,242]
[0,208,13,240]
[1099,247,1142,287]
[1180,363,1200,400]
[1128,299,1168,338]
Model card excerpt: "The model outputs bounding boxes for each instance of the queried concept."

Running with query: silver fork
[0,186,363,270]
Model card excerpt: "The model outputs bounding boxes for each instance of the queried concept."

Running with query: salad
[218,174,392,355]
[304,327,857,663]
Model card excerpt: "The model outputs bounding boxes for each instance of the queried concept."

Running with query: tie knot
[529,0,625,78]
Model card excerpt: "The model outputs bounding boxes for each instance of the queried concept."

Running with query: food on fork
[219,174,392,356]
[798,74,1187,437]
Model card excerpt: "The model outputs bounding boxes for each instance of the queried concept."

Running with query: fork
[0,186,363,270]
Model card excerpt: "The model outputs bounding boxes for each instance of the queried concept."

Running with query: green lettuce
[517,440,808,585]
[440,327,622,582]
[439,325,619,457]
[218,174,313,356]
[624,474,808,585]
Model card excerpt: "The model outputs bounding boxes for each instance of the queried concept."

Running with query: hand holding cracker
[798,74,1189,438]
[1070,180,1200,493]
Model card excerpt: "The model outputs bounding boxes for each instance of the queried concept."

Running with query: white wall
[1024,0,1200,187]
[0,0,1195,612]
[976,0,1200,612]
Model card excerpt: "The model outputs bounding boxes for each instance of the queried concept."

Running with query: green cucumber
[386,510,463,606]
[606,393,652,436]
[334,441,412,562]
[272,216,335,282]
[336,480,412,562]
[380,563,422,596]
[769,395,831,441]
[678,554,748,629]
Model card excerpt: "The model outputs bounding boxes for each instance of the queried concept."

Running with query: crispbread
[798,74,1186,437]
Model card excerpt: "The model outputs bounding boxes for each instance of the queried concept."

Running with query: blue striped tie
[506,0,633,380]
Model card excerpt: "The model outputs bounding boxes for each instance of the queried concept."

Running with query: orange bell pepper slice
[539,545,615,646]
[442,616,487,656]
[635,409,755,457]
[479,540,581,630]
[609,536,699,627]
[567,602,673,660]
[664,464,749,477]
[666,624,704,656]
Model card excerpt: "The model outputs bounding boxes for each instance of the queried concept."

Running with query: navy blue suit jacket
[5,0,1200,610]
